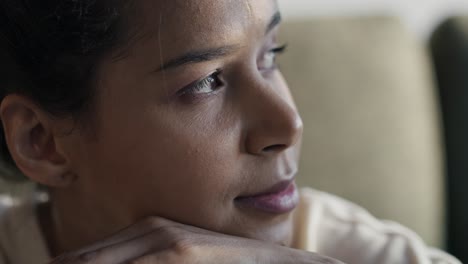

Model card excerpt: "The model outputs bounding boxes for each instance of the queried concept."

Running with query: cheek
[84,98,243,225]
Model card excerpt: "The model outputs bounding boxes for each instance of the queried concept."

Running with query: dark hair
[0,0,132,181]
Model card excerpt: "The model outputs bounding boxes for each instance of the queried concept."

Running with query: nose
[243,78,303,156]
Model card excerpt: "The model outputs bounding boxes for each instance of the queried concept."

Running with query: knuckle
[169,236,199,257]
[172,238,192,254]
[157,226,197,255]
[148,225,200,257]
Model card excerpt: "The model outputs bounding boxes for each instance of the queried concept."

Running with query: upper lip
[236,178,296,199]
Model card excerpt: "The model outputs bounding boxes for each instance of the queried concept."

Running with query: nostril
[262,144,287,153]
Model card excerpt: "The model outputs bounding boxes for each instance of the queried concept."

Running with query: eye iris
[192,72,220,94]
[206,76,215,85]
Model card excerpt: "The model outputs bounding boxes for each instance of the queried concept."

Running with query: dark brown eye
[258,44,287,71]
[178,70,223,96]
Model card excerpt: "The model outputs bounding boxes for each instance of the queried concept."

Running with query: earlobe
[0,94,75,187]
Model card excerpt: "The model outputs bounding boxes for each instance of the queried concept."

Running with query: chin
[232,213,295,247]
[262,221,294,247]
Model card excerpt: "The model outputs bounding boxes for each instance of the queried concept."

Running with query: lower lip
[235,183,299,214]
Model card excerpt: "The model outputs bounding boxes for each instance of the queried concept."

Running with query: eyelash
[177,69,223,98]
[262,43,288,71]
[178,44,288,98]
[270,44,288,56]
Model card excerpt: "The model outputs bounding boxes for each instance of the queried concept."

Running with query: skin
[0,0,344,263]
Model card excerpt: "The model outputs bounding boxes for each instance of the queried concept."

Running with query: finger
[51,216,178,262]
[297,250,346,264]
[83,217,176,252]
[76,225,185,264]
[125,250,176,264]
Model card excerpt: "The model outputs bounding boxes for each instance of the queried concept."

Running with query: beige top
[0,189,461,264]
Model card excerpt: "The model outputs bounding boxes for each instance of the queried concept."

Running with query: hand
[50,216,345,264]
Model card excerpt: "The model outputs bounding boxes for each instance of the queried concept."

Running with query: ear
[0,94,75,187]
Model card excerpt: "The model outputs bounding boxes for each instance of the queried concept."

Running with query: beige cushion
[279,16,444,247]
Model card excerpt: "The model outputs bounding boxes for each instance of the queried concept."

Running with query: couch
[279,15,468,262]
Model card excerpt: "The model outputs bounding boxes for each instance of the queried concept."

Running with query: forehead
[133,0,278,52]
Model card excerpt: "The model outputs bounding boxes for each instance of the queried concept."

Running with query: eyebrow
[267,11,282,34]
[155,45,239,72]
[155,11,282,72]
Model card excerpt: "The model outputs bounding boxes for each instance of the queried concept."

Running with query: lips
[235,180,299,214]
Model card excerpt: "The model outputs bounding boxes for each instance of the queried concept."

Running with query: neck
[39,190,130,257]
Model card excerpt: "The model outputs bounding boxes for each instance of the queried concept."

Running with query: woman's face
[60,0,303,246]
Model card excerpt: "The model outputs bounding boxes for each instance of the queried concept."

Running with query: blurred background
[280,0,468,38]
[277,0,468,262]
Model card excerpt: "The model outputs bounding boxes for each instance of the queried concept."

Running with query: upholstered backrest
[279,16,444,247]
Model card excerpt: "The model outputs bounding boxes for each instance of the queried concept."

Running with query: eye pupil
[181,70,223,97]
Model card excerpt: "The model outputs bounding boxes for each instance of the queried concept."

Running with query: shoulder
[0,196,16,264]
[294,188,461,264]
[0,194,50,264]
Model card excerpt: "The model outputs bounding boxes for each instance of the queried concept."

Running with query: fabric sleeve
[295,188,462,264]
[428,248,462,264]
[0,197,10,264]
